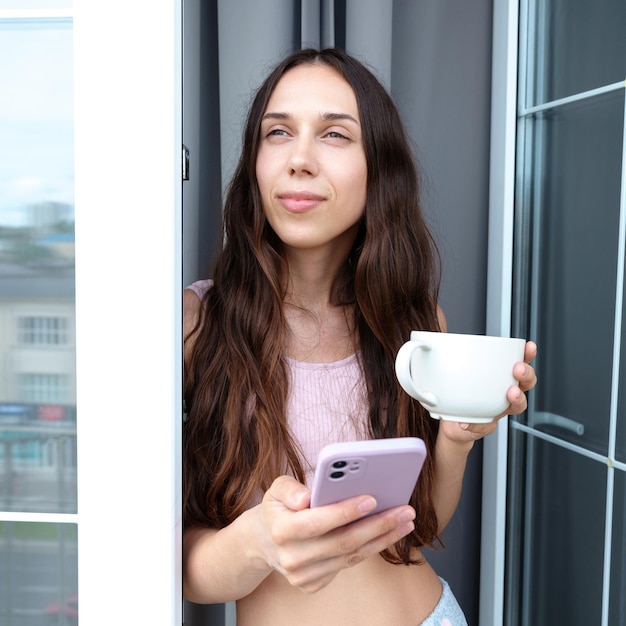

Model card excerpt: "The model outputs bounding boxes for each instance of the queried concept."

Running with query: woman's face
[256,63,367,258]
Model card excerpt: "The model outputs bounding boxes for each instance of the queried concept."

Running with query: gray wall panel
[390,2,493,623]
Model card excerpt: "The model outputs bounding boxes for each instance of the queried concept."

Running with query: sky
[0,0,71,8]
[0,19,74,227]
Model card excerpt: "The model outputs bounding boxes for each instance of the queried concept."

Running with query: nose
[288,135,318,177]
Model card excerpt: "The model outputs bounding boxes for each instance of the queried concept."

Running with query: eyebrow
[261,111,360,126]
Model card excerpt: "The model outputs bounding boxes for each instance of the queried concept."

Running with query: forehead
[264,63,359,118]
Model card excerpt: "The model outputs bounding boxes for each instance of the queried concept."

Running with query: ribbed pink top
[186,280,369,487]
[285,353,368,486]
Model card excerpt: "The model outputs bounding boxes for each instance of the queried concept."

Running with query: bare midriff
[236,549,443,626]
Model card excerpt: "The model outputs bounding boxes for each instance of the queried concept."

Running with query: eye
[324,129,351,142]
[263,127,293,144]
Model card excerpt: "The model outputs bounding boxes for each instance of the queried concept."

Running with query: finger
[513,361,537,392]
[281,509,416,592]
[286,495,379,541]
[266,475,311,512]
[306,504,415,560]
[506,384,527,415]
[321,510,415,572]
[458,421,498,440]
[293,521,416,594]
[292,569,339,595]
[524,340,537,363]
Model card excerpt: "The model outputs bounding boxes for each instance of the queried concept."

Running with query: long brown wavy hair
[184,48,442,564]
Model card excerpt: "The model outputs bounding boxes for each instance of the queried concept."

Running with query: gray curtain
[182,2,493,623]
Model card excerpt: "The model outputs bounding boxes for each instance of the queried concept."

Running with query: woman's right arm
[183,511,272,603]
[182,478,314,603]
[183,286,273,602]
[183,475,416,602]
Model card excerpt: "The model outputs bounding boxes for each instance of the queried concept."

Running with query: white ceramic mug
[395,331,526,423]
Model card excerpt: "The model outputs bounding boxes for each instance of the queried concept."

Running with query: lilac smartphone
[310,437,427,515]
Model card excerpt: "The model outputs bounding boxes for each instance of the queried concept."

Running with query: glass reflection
[617,292,626,463]
[610,470,626,624]
[0,19,75,514]
[517,91,624,456]
[529,0,626,105]
[618,408,626,464]
[0,522,77,626]
[505,432,606,625]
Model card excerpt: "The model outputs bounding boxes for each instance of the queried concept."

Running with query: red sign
[39,405,64,421]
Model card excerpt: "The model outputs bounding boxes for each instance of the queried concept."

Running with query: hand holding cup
[395,331,528,424]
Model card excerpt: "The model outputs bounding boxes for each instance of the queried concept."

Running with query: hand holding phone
[310,437,427,515]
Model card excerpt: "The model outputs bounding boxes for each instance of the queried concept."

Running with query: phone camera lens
[332,460,347,469]
[330,471,345,479]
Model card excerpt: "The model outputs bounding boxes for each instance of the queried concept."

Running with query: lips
[277,191,325,213]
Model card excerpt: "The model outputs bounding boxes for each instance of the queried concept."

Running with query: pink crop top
[186,280,369,487]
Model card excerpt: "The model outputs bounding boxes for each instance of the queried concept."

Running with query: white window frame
[480,0,520,624]
[74,1,182,624]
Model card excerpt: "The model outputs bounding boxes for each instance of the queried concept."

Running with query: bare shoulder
[436,305,447,332]
[184,288,203,364]
[184,288,202,329]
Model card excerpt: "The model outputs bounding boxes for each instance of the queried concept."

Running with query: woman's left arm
[431,340,537,533]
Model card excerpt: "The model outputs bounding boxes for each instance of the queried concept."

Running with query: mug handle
[395,340,438,407]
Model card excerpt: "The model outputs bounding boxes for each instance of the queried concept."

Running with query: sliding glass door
[1,1,183,623]
[505,1,626,624]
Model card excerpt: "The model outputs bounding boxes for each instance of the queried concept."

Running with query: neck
[281,247,357,362]
[284,254,347,311]
[282,232,357,308]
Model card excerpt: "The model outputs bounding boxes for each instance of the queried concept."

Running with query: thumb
[267,475,311,511]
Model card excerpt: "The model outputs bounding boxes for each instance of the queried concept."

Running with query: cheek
[254,159,265,192]
[347,163,367,207]
[255,148,272,190]
[255,171,271,207]
[334,156,367,189]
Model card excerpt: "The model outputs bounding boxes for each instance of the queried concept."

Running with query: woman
[183,48,536,625]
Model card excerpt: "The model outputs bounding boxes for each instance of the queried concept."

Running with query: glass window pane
[517,91,625,456]
[511,2,626,625]
[618,407,626,464]
[610,469,626,624]
[0,18,76,515]
[0,1,71,9]
[0,522,77,626]
[617,305,626,463]
[530,0,626,105]
[505,432,606,625]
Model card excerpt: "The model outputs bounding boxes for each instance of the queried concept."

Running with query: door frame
[480,0,520,623]
[74,0,182,623]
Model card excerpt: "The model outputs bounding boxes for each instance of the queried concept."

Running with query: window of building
[19,373,70,404]
[18,316,69,346]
